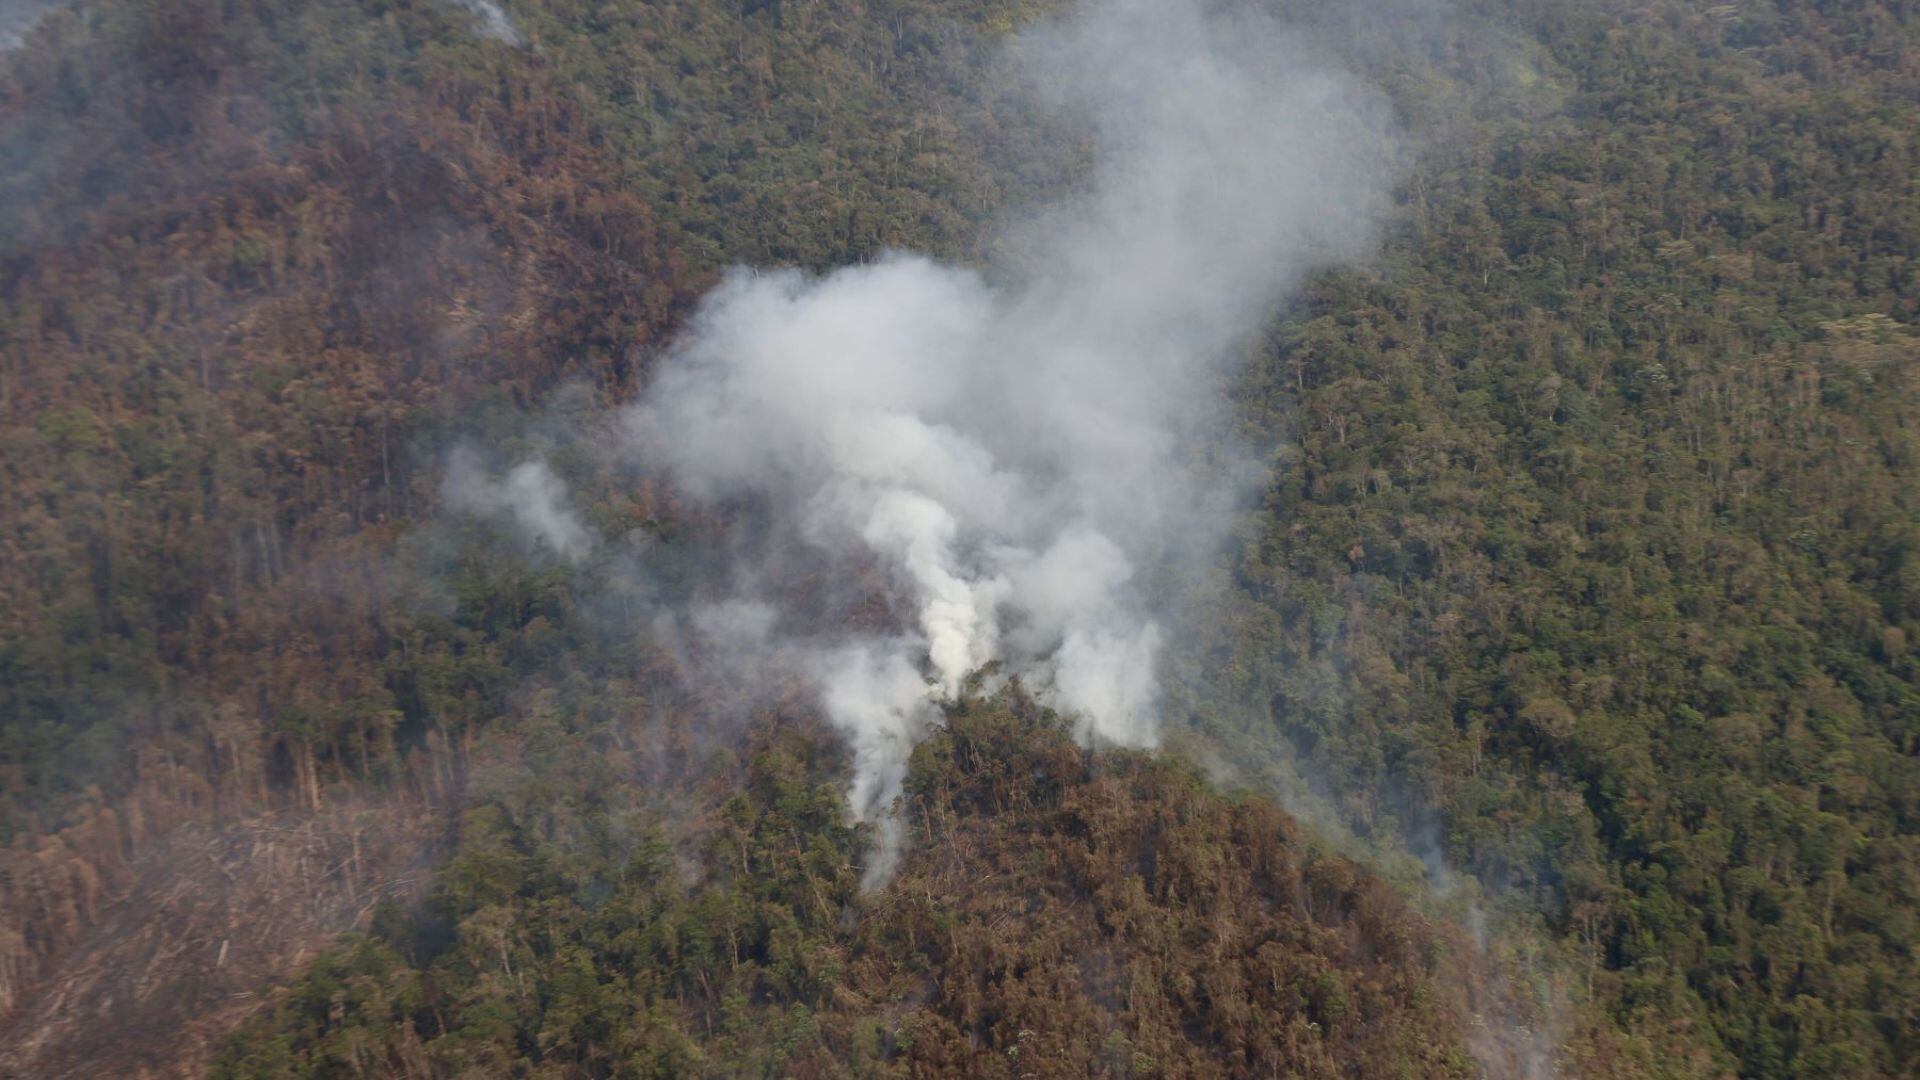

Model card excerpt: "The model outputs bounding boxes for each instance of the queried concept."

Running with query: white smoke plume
[445,0,524,46]
[0,0,63,51]
[442,448,592,562]
[620,0,1399,886]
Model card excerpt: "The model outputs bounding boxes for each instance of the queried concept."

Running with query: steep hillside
[212,697,1573,1079]
[0,2,692,1069]
[1188,1,1920,1073]
[0,0,1915,1077]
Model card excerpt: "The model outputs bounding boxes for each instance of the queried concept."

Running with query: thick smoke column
[625,0,1395,885]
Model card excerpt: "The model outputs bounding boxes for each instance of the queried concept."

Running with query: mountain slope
[213,697,1568,1079]
[0,0,1915,1077]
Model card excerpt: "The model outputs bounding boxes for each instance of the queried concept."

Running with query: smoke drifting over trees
[445,0,523,45]
[442,449,594,562]
[10,0,1917,1072]
[586,0,1398,881]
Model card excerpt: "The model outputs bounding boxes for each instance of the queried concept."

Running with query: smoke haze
[443,449,593,562]
[446,0,523,45]
[617,0,1398,883]
[0,0,63,50]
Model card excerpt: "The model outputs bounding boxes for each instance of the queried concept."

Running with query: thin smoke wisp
[446,0,524,45]
[443,449,593,562]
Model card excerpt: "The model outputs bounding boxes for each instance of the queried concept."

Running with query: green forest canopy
[0,0,1915,1076]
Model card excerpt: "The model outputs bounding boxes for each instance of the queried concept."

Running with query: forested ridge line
[1190,1,1920,1074]
[0,0,1915,1076]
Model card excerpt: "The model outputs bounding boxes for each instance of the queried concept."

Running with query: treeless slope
[0,802,438,1079]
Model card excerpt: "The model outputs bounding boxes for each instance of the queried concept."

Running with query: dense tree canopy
[0,0,1915,1076]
